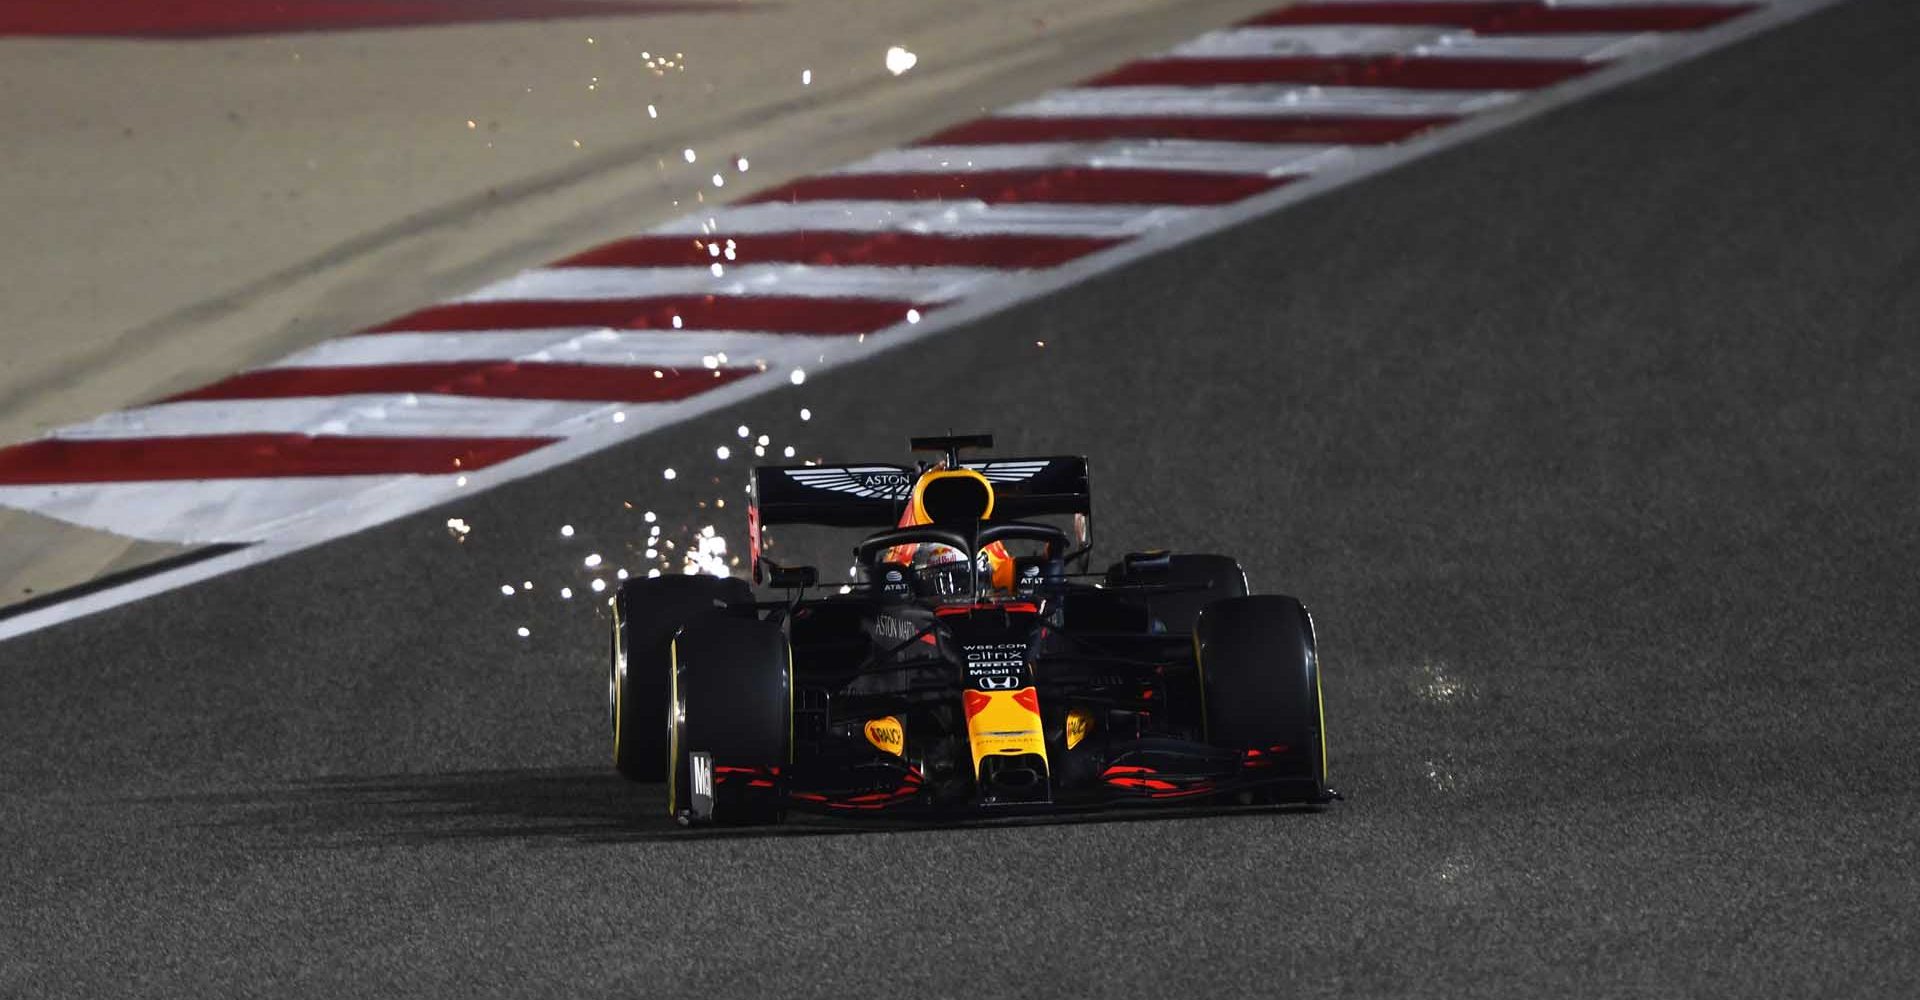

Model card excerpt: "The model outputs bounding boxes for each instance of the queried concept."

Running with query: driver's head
[883,466,1015,595]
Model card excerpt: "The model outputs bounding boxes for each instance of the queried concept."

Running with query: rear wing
[748,456,1091,577]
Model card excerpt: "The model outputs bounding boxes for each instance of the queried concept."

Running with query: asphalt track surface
[6,2,1920,995]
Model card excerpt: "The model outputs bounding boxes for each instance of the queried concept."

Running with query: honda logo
[978,676,1020,691]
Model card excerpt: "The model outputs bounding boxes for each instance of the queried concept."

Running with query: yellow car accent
[1065,708,1094,750]
[1316,653,1328,783]
[908,467,995,524]
[965,688,1047,777]
[864,715,905,756]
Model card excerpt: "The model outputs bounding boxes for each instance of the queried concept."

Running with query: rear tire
[611,575,753,781]
[1194,595,1326,802]
[669,613,792,825]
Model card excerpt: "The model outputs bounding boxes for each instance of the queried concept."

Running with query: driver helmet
[883,465,1016,594]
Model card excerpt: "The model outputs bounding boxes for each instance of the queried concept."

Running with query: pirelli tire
[610,574,754,782]
[1194,595,1328,803]
[669,613,793,826]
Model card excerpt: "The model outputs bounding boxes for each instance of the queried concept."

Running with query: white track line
[0,477,454,544]
[1170,26,1663,61]
[654,202,1197,238]
[457,264,1002,304]
[45,396,615,442]
[1299,0,1755,7]
[999,85,1519,119]
[837,141,1353,177]
[268,329,827,369]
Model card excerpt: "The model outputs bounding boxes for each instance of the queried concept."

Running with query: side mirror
[767,563,818,590]
[1109,549,1171,583]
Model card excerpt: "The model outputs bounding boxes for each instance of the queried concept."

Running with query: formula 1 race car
[607,434,1329,825]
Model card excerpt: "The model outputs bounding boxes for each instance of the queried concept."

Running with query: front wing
[682,736,1329,824]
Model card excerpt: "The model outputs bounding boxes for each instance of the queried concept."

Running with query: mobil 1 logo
[963,642,1030,691]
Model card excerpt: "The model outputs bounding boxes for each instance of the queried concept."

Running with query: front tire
[611,575,753,781]
[669,613,792,825]
[1194,595,1327,802]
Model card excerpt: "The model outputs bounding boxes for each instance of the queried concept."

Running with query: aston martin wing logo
[784,465,915,500]
[962,460,1052,485]
[785,460,1050,500]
